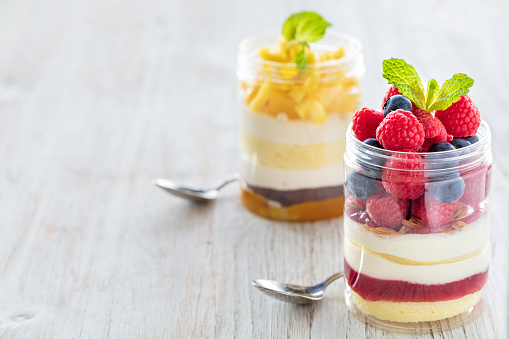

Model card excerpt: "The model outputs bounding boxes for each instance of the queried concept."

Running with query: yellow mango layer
[240,131,345,170]
[241,186,344,221]
[241,36,361,124]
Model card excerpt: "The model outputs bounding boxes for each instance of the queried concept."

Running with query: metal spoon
[152,173,241,202]
[252,272,344,304]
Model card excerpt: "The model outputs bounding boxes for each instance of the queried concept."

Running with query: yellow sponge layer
[240,132,345,170]
[350,289,482,323]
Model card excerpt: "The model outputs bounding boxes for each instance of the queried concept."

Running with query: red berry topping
[366,195,409,228]
[485,164,492,198]
[461,165,488,205]
[411,194,458,228]
[412,108,433,121]
[413,110,449,152]
[435,95,481,137]
[382,85,418,111]
[346,196,366,210]
[382,152,425,199]
[376,110,425,151]
[352,107,384,141]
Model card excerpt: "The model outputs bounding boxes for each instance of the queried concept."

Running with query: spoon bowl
[252,272,344,304]
[153,173,241,202]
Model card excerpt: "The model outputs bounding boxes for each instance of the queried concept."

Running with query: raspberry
[382,152,425,199]
[352,107,384,141]
[485,164,492,198]
[382,85,418,111]
[376,110,425,151]
[366,195,409,228]
[346,195,366,210]
[435,95,481,137]
[414,111,449,152]
[461,165,488,205]
[411,194,458,228]
[412,108,433,121]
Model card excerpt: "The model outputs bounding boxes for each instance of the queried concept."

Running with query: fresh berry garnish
[360,138,386,173]
[435,95,480,137]
[460,135,479,144]
[451,138,471,149]
[346,195,367,210]
[366,195,409,228]
[382,85,418,111]
[428,142,456,152]
[425,142,461,172]
[428,173,465,203]
[352,107,384,141]
[376,110,424,152]
[411,194,458,228]
[358,139,386,179]
[461,166,488,204]
[382,152,425,199]
[412,108,433,121]
[345,170,378,199]
[415,112,449,152]
[382,94,413,117]
[485,164,492,198]
[363,138,384,149]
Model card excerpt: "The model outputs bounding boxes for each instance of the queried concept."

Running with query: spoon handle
[213,173,241,190]
[322,272,344,290]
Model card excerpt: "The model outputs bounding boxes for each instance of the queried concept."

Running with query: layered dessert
[237,12,364,221]
[343,58,492,323]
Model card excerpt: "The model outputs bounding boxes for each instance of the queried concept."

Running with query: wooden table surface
[0,0,508,338]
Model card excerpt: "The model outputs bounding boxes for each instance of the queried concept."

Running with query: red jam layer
[344,260,488,302]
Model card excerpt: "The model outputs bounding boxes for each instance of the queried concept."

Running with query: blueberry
[345,170,378,199]
[451,138,471,149]
[429,175,465,203]
[358,138,386,178]
[428,142,456,152]
[382,95,413,117]
[460,135,479,144]
[427,142,459,170]
[363,138,383,149]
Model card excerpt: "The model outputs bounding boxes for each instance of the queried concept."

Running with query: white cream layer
[240,154,343,190]
[344,215,490,262]
[239,103,352,145]
[344,239,489,284]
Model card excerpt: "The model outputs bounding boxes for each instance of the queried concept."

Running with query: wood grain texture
[0,0,508,337]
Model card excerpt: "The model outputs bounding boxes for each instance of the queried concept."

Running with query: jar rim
[237,30,365,83]
[238,30,363,68]
[345,119,492,175]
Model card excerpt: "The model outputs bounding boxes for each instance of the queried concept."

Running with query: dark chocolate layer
[247,184,343,207]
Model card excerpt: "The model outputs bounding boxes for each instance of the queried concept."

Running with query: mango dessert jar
[236,31,364,221]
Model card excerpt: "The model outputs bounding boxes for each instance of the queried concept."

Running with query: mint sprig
[382,58,474,112]
[382,58,426,109]
[428,74,474,111]
[282,11,331,68]
[295,44,308,70]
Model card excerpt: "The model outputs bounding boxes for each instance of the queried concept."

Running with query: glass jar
[237,31,364,221]
[343,120,492,330]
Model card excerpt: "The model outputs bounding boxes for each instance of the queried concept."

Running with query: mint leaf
[296,45,307,70]
[382,58,426,109]
[282,11,331,43]
[282,11,330,69]
[425,79,439,110]
[282,13,303,41]
[427,73,474,112]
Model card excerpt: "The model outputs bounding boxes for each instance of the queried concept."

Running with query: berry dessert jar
[343,120,492,330]
[237,32,364,221]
